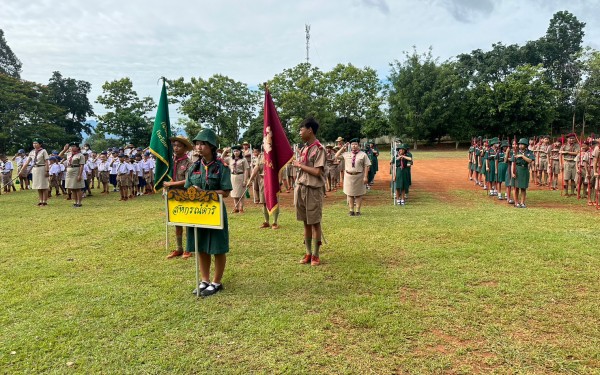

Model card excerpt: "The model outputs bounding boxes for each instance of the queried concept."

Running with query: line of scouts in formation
[0,140,157,207]
[468,133,600,208]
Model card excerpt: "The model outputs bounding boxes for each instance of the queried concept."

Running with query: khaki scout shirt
[562,143,580,162]
[296,141,325,188]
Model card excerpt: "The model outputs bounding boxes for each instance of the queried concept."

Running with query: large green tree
[169,74,257,145]
[95,78,156,146]
[0,29,22,78]
[47,71,95,141]
[0,74,68,153]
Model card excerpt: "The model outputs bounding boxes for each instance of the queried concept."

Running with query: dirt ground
[253,157,600,210]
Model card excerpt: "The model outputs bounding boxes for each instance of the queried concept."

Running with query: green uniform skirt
[497,162,508,183]
[515,166,530,189]
[186,203,229,254]
[486,162,497,183]
[395,167,410,193]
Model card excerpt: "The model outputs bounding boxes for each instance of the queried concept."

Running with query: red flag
[263,88,293,214]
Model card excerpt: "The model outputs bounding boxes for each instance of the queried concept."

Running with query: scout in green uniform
[504,139,516,205]
[496,140,508,200]
[480,139,489,190]
[366,140,379,185]
[513,138,535,208]
[393,144,412,205]
[485,138,499,196]
[185,129,232,297]
[468,140,476,181]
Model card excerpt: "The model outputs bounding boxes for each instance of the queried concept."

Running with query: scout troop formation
[468,133,600,208]
[1,139,157,206]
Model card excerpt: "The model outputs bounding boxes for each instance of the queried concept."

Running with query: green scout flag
[149,80,173,190]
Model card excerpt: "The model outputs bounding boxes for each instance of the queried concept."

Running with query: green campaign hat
[518,138,529,146]
[32,138,43,144]
[397,144,409,150]
[69,141,80,147]
[368,139,374,143]
[488,137,499,145]
[501,140,509,147]
[231,144,242,151]
[192,128,218,148]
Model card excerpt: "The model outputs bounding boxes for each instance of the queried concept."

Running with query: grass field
[1,151,600,374]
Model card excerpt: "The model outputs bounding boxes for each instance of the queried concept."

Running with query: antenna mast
[305,24,310,63]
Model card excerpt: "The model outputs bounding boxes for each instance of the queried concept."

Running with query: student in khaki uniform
[163,136,194,259]
[537,136,551,186]
[560,133,580,197]
[60,142,86,208]
[247,148,281,229]
[549,140,561,190]
[335,136,345,188]
[334,138,371,216]
[115,153,133,201]
[227,145,250,214]
[574,141,592,204]
[47,156,62,197]
[325,144,336,192]
[250,145,261,203]
[1,154,16,193]
[293,117,326,266]
[19,139,50,206]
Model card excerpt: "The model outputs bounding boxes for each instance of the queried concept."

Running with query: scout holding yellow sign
[165,187,224,229]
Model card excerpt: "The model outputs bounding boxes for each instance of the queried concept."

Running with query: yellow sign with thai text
[165,188,224,229]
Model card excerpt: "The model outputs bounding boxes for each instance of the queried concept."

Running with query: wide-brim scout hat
[501,140,509,148]
[32,138,43,144]
[69,141,80,148]
[397,144,409,151]
[335,137,344,142]
[242,141,249,146]
[170,136,193,151]
[193,128,218,148]
[326,144,333,149]
[488,137,499,145]
[518,138,529,146]
[231,144,242,151]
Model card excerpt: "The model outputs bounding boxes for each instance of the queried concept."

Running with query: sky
[2,0,600,122]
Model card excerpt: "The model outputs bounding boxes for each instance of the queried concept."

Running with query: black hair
[300,117,319,135]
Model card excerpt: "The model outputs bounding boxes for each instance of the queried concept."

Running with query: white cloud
[1,0,599,119]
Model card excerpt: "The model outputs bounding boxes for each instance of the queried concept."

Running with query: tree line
[1,10,599,153]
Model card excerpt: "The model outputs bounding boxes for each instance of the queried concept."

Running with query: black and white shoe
[200,283,223,297]
[192,281,210,296]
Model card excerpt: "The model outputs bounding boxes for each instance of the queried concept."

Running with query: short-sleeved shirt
[229,158,248,175]
[184,159,232,192]
[341,151,371,174]
[67,153,86,168]
[516,149,535,167]
[296,141,326,188]
[28,148,49,166]
[562,143,580,161]
[172,155,192,182]
[538,144,551,159]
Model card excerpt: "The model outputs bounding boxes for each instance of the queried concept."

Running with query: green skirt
[515,166,530,189]
[486,162,497,182]
[395,167,410,193]
[497,162,508,183]
[186,204,229,254]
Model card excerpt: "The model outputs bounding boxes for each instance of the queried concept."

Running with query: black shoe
[349,211,355,216]
[192,281,210,296]
[200,283,223,297]
[355,212,361,216]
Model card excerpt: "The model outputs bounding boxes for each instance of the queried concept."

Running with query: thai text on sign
[166,188,224,229]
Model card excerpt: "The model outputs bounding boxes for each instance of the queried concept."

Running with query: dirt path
[239,156,598,210]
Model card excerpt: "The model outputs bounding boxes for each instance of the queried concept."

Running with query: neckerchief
[173,154,188,181]
[69,151,80,167]
[201,158,215,184]
[351,149,359,168]
[302,140,321,164]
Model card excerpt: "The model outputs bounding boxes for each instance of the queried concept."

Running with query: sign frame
[164,188,224,229]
